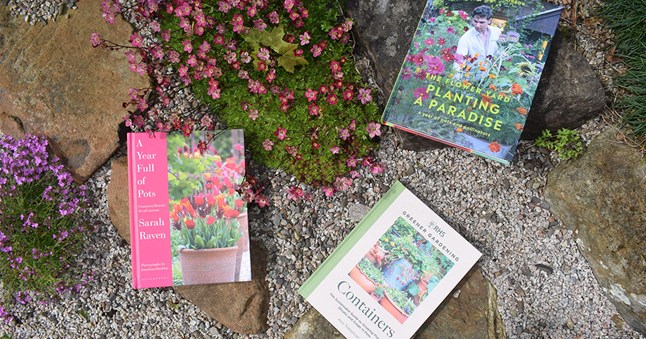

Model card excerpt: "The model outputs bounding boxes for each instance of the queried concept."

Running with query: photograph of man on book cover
[348,217,455,324]
[382,0,562,164]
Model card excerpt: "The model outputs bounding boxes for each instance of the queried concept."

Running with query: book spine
[127,133,140,289]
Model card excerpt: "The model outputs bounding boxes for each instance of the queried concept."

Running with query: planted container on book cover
[348,265,377,294]
[379,289,412,324]
[179,246,238,284]
[174,212,242,285]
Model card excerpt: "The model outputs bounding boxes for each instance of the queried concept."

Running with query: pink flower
[346,157,357,168]
[130,33,143,48]
[338,128,350,140]
[182,40,192,53]
[311,44,322,58]
[283,0,295,11]
[413,87,430,100]
[274,127,287,140]
[343,89,353,101]
[262,139,274,151]
[424,37,434,46]
[257,47,270,61]
[254,19,267,31]
[268,11,279,24]
[438,37,446,46]
[300,32,310,45]
[334,177,352,191]
[287,186,305,201]
[426,56,445,75]
[248,109,259,120]
[357,88,372,104]
[366,122,382,138]
[322,186,335,197]
[161,30,171,42]
[326,94,338,105]
[308,104,320,116]
[90,32,102,47]
[370,163,384,174]
[305,88,318,102]
[208,79,220,99]
[330,60,342,73]
[255,195,269,207]
[330,146,340,154]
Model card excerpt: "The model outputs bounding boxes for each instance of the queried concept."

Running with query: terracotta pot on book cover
[234,213,249,279]
[379,292,409,324]
[349,265,376,294]
[179,246,238,285]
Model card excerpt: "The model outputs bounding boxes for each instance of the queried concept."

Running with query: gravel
[2,1,644,338]
[3,0,77,25]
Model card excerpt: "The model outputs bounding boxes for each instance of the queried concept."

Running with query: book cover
[127,130,250,289]
[299,181,481,339]
[382,0,563,164]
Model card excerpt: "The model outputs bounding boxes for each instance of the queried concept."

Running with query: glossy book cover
[127,130,250,289]
[299,182,481,339]
[382,0,562,164]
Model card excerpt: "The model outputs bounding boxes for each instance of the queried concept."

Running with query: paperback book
[382,0,563,164]
[299,181,481,339]
[127,130,250,289]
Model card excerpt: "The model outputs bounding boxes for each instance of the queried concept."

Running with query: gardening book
[299,181,481,339]
[382,0,563,164]
[127,130,251,289]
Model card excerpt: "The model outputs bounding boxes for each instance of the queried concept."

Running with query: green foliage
[599,0,646,138]
[385,287,416,315]
[357,257,386,285]
[534,128,584,160]
[0,135,90,307]
[156,1,380,186]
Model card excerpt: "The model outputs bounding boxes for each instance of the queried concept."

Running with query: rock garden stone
[0,0,148,182]
[545,127,646,334]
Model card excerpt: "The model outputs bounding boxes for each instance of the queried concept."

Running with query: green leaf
[241,25,307,73]
[278,54,309,74]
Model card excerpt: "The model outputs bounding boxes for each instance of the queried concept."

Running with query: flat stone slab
[0,0,148,182]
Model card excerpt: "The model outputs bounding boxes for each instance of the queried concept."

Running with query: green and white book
[299,181,481,339]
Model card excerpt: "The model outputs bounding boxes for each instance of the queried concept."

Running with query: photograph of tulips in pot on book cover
[348,217,455,324]
[168,130,250,286]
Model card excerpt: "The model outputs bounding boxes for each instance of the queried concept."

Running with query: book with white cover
[299,181,481,339]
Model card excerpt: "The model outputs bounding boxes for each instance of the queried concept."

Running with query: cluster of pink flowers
[94,0,385,198]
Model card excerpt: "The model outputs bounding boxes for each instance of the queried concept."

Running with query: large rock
[287,268,505,338]
[346,0,445,151]
[285,308,344,339]
[108,156,131,242]
[418,268,505,339]
[544,128,646,334]
[521,29,605,139]
[175,240,270,334]
[107,156,270,334]
[0,0,148,182]
[346,1,604,150]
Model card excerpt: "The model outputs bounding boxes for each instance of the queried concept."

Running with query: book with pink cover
[127,130,250,289]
